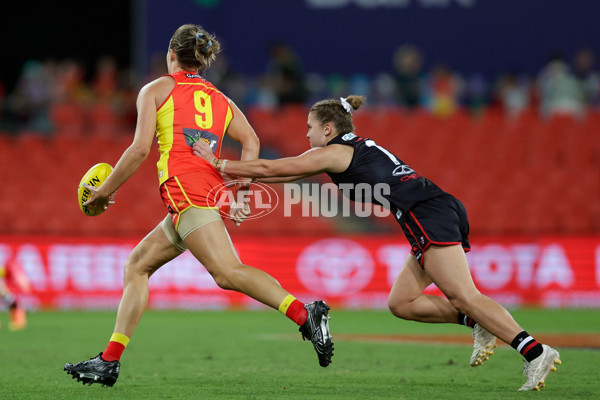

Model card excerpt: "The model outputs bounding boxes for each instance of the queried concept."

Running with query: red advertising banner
[1,235,599,310]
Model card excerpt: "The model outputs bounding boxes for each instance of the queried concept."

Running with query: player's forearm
[239,134,260,162]
[102,144,149,195]
[236,134,260,189]
[214,158,273,178]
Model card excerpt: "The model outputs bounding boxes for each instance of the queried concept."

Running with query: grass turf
[0,309,598,399]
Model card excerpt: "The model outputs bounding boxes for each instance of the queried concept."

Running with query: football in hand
[77,162,113,216]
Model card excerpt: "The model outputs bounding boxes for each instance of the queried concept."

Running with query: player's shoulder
[143,75,176,92]
[137,75,176,106]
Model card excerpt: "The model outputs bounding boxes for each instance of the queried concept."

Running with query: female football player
[64,24,333,387]
[193,94,561,391]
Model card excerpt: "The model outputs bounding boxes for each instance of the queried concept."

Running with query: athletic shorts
[161,207,223,252]
[401,194,471,268]
[160,173,224,248]
[160,172,226,228]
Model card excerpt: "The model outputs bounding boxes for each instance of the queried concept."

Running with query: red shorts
[160,172,227,227]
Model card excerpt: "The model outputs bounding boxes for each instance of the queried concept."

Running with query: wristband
[220,159,228,172]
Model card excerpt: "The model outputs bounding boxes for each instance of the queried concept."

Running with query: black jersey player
[193,95,561,392]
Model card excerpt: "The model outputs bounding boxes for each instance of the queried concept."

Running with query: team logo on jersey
[183,128,219,153]
[392,164,415,176]
[341,132,357,141]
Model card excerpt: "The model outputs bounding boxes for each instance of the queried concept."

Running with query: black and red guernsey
[325,132,447,223]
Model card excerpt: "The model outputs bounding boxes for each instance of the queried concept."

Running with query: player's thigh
[183,220,241,273]
[388,254,433,304]
[422,244,479,302]
[127,219,184,277]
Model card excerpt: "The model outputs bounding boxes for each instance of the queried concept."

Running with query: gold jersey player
[193,95,561,392]
[64,24,333,387]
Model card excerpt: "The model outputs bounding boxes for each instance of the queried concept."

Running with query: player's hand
[237,177,252,190]
[230,201,251,227]
[221,172,239,188]
[193,140,215,164]
[82,183,116,212]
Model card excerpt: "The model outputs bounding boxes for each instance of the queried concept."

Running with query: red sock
[101,332,130,362]
[279,295,308,326]
[102,341,126,362]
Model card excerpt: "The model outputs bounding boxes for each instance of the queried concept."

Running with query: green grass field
[0,309,598,399]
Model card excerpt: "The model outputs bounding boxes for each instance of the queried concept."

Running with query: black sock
[457,312,477,328]
[511,331,544,362]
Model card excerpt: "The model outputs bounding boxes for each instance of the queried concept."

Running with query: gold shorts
[161,207,223,252]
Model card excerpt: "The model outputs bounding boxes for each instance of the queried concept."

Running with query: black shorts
[401,194,471,268]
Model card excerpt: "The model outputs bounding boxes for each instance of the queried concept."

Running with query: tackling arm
[194,140,352,179]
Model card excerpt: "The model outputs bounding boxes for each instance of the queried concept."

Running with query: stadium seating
[0,106,598,237]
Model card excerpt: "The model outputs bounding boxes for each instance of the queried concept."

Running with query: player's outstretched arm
[251,149,323,183]
[193,140,352,179]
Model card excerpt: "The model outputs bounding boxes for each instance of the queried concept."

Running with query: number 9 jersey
[155,71,233,185]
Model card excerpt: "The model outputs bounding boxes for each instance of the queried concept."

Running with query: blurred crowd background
[1,0,599,238]
[1,44,599,135]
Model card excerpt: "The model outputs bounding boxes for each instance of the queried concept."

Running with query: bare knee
[209,262,245,291]
[123,251,153,284]
[212,272,235,291]
[387,295,416,321]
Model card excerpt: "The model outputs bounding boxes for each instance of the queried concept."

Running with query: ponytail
[310,95,365,134]
[169,24,222,72]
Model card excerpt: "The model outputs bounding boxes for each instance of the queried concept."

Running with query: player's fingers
[235,207,248,217]
[192,141,211,158]
[82,192,98,207]
[83,182,100,191]
[230,208,248,226]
